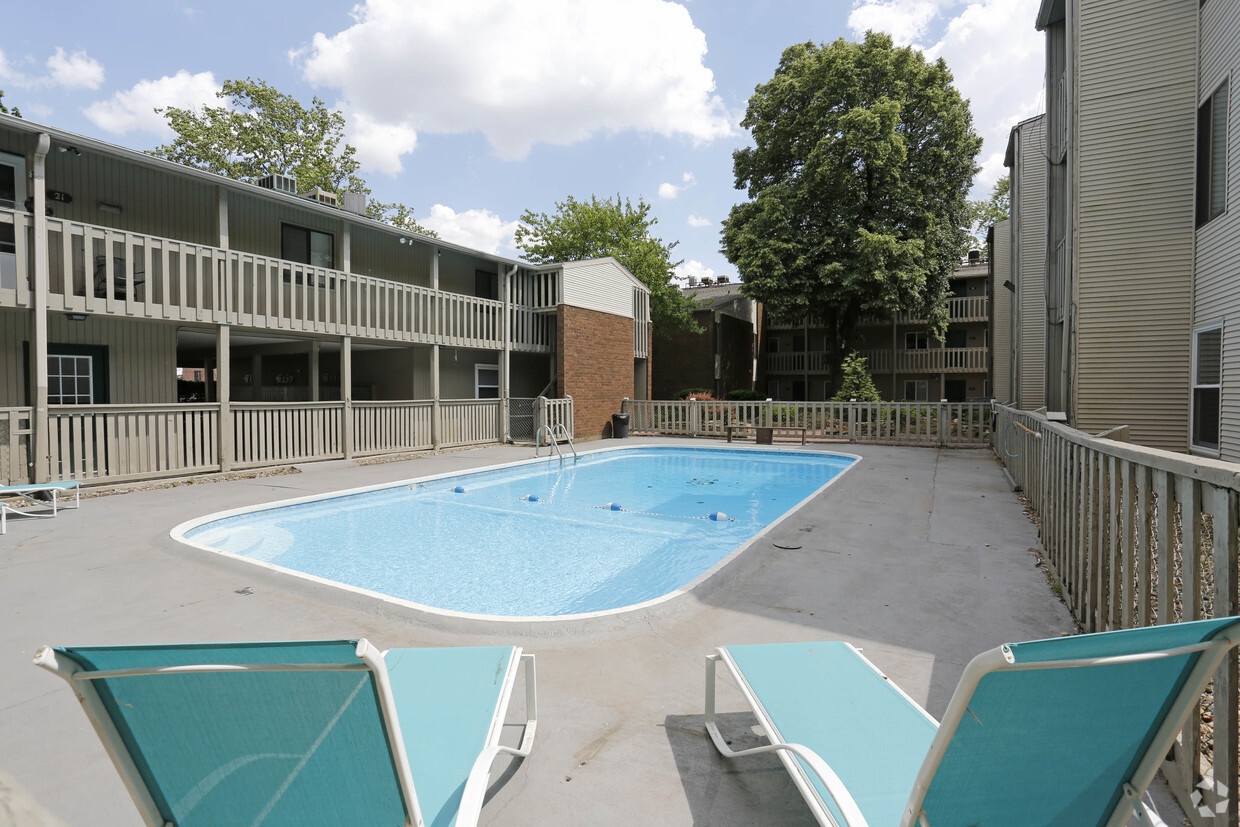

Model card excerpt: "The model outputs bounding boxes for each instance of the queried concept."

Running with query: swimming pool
[175,446,857,619]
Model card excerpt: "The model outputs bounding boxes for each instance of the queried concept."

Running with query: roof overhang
[1036,0,1065,30]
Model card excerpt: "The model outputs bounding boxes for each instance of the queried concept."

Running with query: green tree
[0,90,20,118]
[722,32,981,390]
[831,352,882,402]
[151,78,434,237]
[515,194,699,332]
[965,174,1010,251]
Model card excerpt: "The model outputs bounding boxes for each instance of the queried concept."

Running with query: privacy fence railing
[993,404,1239,824]
[623,400,991,446]
[4,396,571,485]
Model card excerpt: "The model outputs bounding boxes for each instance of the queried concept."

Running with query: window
[1193,325,1222,452]
[49,355,95,404]
[0,152,24,290]
[945,329,968,349]
[905,331,929,350]
[1197,80,1229,227]
[475,364,499,399]
[904,379,929,402]
[475,270,498,300]
[281,224,335,286]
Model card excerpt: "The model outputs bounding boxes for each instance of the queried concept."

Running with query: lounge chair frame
[35,640,537,827]
[706,626,1240,827]
[0,481,81,526]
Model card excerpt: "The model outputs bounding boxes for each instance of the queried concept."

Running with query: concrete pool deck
[0,438,1183,825]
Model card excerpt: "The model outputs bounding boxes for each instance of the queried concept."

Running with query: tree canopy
[151,78,434,236]
[965,174,1010,251]
[722,32,981,387]
[0,90,20,118]
[515,194,699,332]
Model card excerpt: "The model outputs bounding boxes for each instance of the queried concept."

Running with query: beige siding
[1196,0,1240,458]
[228,192,342,264]
[1013,116,1047,410]
[1072,0,1197,450]
[992,218,1013,403]
[0,310,175,405]
[439,348,501,398]
[350,224,433,285]
[560,259,638,318]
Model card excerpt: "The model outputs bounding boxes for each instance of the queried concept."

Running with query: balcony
[0,209,555,353]
[859,296,989,325]
[858,347,988,373]
[764,350,832,374]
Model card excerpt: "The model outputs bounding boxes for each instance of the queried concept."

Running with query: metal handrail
[534,425,562,461]
[552,423,577,462]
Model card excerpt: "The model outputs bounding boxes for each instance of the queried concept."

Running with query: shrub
[725,389,765,401]
[674,387,712,400]
[831,353,881,402]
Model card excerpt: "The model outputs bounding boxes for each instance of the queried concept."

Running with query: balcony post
[501,265,513,443]
[341,335,353,459]
[218,325,232,473]
[431,344,441,451]
[30,134,51,483]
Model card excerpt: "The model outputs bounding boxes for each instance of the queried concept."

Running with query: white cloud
[347,110,417,176]
[0,50,33,87]
[658,171,697,199]
[46,48,104,90]
[421,204,519,255]
[687,214,712,228]
[299,0,735,163]
[83,71,219,137]
[849,0,1044,197]
[674,259,715,283]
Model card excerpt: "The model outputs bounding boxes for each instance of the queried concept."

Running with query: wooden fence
[993,404,1238,824]
[624,400,991,446]
[10,396,571,484]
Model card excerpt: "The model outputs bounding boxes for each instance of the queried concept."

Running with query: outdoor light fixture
[65,313,88,322]
[57,145,82,156]
[97,202,122,215]
[1002,279,1016,292]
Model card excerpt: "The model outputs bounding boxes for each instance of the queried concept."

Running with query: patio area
[0,438,1183,825]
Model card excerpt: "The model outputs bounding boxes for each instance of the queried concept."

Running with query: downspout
[501,264,515,442]
[31,133,50,483]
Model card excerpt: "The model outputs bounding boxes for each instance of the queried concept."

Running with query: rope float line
[447,486,737,522]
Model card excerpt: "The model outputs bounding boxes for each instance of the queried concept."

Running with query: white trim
[474,363,499,400]
[1190,322,1223,454]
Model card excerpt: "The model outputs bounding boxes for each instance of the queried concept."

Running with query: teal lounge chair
[705,616,1240,826]
[36,640,536,827]
[0,481,81,531]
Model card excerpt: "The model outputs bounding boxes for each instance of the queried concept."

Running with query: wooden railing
[0,210,553,352]
[44,404,219,484]
[25,397,571,484]
[0,407,33,485]
[624,400,990,446]
[541,396,574,436]
[993,404,1238,822]
[352,400,433,457]
[859,347,988,373]
[231,402,344,469]
[766,351,832,374]
[438,399,500,448]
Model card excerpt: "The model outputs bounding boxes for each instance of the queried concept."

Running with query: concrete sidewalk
[0,439,1181,825]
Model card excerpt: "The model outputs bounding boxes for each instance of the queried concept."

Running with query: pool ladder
[535,423,578,464]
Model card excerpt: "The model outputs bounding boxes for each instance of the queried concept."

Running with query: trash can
[611,412,630,439]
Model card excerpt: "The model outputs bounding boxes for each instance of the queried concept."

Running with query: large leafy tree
[965,174,1010,251]
[151,78,435,236]
[515,194,699,332]
[722,32,981,388]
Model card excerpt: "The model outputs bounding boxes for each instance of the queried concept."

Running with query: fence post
[937,403,948,447]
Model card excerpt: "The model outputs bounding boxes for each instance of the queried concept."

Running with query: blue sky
[2,0,1043,282]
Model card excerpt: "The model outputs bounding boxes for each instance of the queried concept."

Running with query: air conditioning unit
[341,192,367,215]
[302,188,339,207]
[717,275,730,284]
[257,173,298,194]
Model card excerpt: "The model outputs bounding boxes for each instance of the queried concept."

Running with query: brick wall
[557,304,635,439]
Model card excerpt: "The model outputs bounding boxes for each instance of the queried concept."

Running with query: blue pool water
[181,446,856,617]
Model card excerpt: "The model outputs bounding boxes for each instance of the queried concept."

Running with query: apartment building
[650,277,760,400]
[0,114,650,484]
[1003,0,1238,458]
[763,259,991,402]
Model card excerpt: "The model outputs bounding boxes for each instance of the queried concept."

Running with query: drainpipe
[501,264,514,442]
[431,247,441,450]
[31,134,50,483]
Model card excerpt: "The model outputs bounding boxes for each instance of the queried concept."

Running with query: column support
[31,134,51,483]
[341,336,353,460]
[218,326,232,472]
